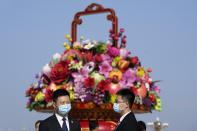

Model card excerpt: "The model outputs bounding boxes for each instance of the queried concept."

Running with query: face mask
[113,103,122,113]
[58,104,71,115]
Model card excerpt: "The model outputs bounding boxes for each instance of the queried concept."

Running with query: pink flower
[119,69,136,88]
[99,61,112,77]
[153,85,160,97]
[101,54,113,63]
[119,48,131,59]
[120,28,125,33]
[107,45,119,57]
[72,69,89,83]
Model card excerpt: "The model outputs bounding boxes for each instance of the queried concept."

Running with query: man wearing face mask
[113,89,138,131]
[39,89,81,131]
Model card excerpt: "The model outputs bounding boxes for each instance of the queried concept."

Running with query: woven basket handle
[71,3,118,47]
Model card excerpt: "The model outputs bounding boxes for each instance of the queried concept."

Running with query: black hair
[35,120,42,127]
[116,88,135,108]
[52,89,70,103]
[137,121,146,131]
[89,120,99,130]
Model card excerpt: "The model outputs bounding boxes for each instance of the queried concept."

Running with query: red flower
[131,56,139,65]
[149,94,156,102]
[45,88,54,103]
[95,54,103,63]
[25,85,34,96]
[97,80,110,92]
[84,77,95,89]
[49,59,71,84]
[130,86,138,96]
[83,51,93,62]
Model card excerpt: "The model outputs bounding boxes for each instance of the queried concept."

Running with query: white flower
[145,83,150,91]
[52,53,61,60]
[106,39,112,45]
[134,94,143,105]
[83,39,94,49]
[42,64,51,76]
[83,62,95,73]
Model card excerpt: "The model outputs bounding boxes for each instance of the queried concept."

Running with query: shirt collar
[120,111,131,122]
[55,113,68,121]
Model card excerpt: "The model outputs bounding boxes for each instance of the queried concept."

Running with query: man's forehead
[57,95,70,101]
[117,95,123,100]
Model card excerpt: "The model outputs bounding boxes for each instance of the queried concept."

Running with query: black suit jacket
[39,114,81,131]
[115,112,138,131]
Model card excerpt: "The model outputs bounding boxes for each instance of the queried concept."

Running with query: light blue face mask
[113,103,122,113]
[58,104,71,115]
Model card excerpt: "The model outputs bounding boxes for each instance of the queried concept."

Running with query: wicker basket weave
[34,102,151,121]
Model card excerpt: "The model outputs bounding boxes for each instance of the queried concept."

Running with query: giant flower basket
[25,3,162,130]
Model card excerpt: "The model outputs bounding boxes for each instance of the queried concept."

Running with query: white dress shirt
[55,113,70,131]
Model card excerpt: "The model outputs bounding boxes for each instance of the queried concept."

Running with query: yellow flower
[65,34,70,39]
[93,40,97,44]
[69,61,83,70]
[35,92,45,102]
[69,38,72,42]
[67,90,74,101]
[63,42,67,47]
[65,45,70,50]
[56,85,61,90]
[80,36,84,40]
[110,95,117,104]
[112,56,122,66]
[154,98,162,111]
[67,83,73,90]
[136,67,145,78]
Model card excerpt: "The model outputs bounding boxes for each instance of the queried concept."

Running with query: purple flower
[35,73,41,79]
[136,75,141,82]
[73,82,87,101]
[72,69,89,83]
[119,69,136,88]
[84,90,93,102]
[143,98,152,107]
[99,61,112,77]
[26,97,33,107]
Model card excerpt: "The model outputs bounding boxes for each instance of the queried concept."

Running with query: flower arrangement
[25,28,162,113]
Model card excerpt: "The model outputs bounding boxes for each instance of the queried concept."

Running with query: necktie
[114,120,121,131]
[62,117,68,131]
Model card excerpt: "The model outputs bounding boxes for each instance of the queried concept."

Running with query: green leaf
[76,54,82,61]
[30,102,37,109]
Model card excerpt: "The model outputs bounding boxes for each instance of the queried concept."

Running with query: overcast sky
[0,0,197,130]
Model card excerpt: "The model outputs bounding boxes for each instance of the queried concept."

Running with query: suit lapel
[116,112,133,131]
[68,116,74,131]
[50,114,62,131]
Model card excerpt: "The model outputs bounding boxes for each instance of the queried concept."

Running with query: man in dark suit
[113,89,138,131]
[39,89,81,131]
